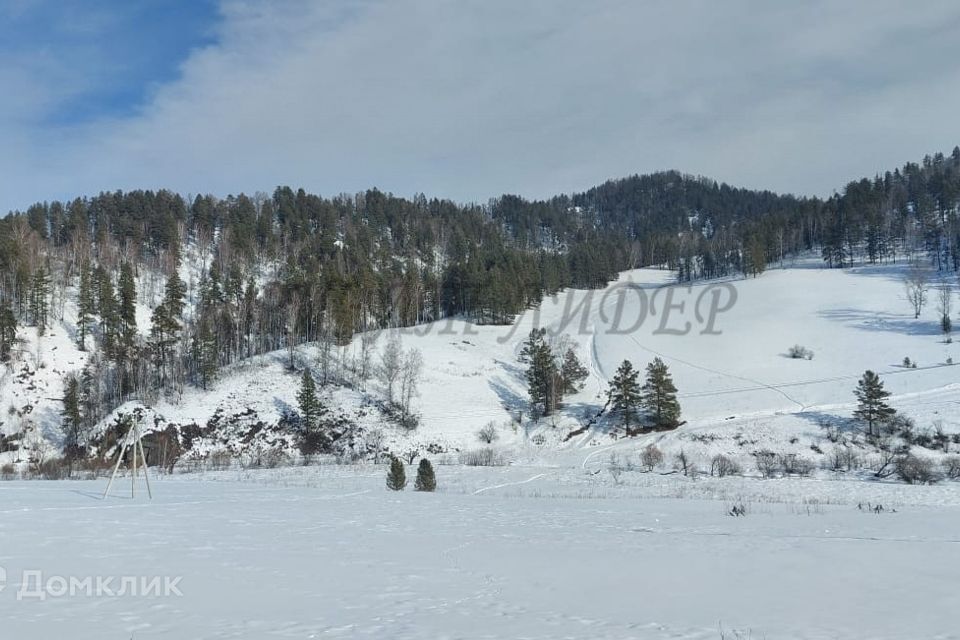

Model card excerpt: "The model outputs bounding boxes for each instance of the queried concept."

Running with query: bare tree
[378,333,403,405]
[640,444,663,471]
[904,262,929,319]
[358,329,379,389]
[936,277,953,336]
[477,422,499,444]
[399,347,423,426]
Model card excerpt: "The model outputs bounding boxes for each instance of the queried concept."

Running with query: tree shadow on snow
[817,308,941,336]
[488,376,526,415]
[796,410,861,436]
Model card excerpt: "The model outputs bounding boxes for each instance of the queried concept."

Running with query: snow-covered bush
[755,450,779,478]
[787,344,814,360]
[710,454,741,477]
[895,454,939,484]
[640,444,664,471]
[827,446,861,472]
[943,456,960,480]
[779,454,814,477]
[459,448,505,466]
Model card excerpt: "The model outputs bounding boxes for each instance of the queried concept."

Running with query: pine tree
[0,299,16,362]
[30,266,50,335]
[192,312,219,390]
[297,370,322,430]
[414,458,436,492]
[163,270,186,319]
[386,456,407,491]
[560,347,588,394]
[608,360,641,427]
[61,374,84,458]
[117,262,138,362]
[523,328,559,415]
[641,357,681,429]
[76,264,95,350]
[97,268,119,360]
[853,370,895,437]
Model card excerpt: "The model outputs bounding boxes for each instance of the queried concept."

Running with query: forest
[2,147,960,442]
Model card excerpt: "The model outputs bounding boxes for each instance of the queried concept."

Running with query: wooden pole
[131,422,137,499]
[102,435,129,500]
[136,427,153,499]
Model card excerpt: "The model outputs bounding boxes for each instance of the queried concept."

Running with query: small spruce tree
[641,357,681,429]
[608,360,641,427]
[414,458,436,492]
[386,456,407,491]
[853,370,895,437]
[560,347,589,394]
[297,370,322,430]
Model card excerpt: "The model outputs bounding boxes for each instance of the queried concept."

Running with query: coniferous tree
[0,300,17,362]
[76,263,95,350]
[414,458,436,492]
[163,270,187,319]
[386,456,407,491]
[641,357,681,429]
[96,267,119,359]
[853,370,895,437]
[149,272,186,389]
[61,374,84,459]
[192,312,219,390]
[297,370,322,430]
[523,328,559,416]
[30,266,50,335]
[559,347,589,394]
[608,360,641,427]
[117,262,138,363]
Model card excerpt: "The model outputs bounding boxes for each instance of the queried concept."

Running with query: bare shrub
[640,444,664,472]
[206,449,233,471]
[827,446,861,472]
[886,413,915,438]
[896,454,939,484]
[0,462,16,480]
[933,420,950,452]
[779,454,814,477]
[477,422,499,444]
[673,450,697,477]
[787,344,814,360]
[459,448,505,467]
[942,456,960,480]
[710,454,741,477]
[607,452,625,484]
[728,502,747,517]
[755,450,779,478]
[37,457,69,480]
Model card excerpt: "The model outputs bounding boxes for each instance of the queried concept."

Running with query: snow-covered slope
[2,258,959,470]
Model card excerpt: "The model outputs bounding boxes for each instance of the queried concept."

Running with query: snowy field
[2,466,959,639]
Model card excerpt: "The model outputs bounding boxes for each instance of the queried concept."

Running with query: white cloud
[4,0,960,211]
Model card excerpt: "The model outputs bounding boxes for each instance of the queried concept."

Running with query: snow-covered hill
[2,257,959,475]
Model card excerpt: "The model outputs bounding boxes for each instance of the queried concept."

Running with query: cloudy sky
[3,0,960,213]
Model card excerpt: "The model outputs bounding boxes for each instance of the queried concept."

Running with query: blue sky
[0,0,219,125]
[2,1,960,213]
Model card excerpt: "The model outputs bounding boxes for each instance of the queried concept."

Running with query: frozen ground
[1,465,959,639]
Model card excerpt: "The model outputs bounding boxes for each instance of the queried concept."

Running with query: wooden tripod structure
[102,416,152,500]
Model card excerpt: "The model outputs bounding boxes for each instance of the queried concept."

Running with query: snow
[4,257,960,637]
[1,466,959,639]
